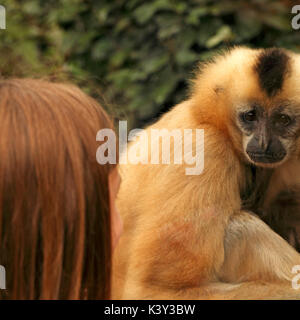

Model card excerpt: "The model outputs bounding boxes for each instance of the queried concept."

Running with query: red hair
[0,79,116,299]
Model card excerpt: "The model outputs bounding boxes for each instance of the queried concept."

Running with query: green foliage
[1,0,300,127]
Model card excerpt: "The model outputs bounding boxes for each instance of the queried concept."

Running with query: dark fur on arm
[261,188,300,252]
[241,166,300,252]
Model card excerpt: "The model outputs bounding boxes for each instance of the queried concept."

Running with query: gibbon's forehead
[221,48,300,108]
[253,48,290,97]
[192,47,300,111]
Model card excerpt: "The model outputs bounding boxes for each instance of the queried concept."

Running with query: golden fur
[112,47,300,299]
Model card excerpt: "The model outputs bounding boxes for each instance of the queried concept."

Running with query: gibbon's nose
[246,135,286,164]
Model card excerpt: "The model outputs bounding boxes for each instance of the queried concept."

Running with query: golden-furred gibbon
[112,47,300,299]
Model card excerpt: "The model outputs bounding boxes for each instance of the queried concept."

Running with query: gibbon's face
[237,101,300,167]
[232,48,300,168]
[192,47,300,168]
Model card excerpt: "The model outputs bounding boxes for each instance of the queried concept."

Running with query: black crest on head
[254,48,290,97]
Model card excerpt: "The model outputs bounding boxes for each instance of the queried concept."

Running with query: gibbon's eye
[243,110,257,123]
[275,114,291,126]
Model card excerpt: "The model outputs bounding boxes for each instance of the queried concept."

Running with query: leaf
[91,39,114,60]
[110,50,129,68]
[262,14,291,31]
[114,18,130,33]
[186,7,210,25]
[107,69,132,89]
[205,25,233,48]
[156,13,182,39]
[142,54,169,75]
[195,18,223,46]
[153,67,178,104]
[175,49,198,66]
[175,28,197,49]
[97,7,109,23]
[234,10,262,41]
[133,0,172,24]
[23,1,41,15]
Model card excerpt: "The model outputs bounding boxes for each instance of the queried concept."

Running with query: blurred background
[0,0,299,129]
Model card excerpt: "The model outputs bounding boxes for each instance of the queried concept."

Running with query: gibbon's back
[112,47,300,299]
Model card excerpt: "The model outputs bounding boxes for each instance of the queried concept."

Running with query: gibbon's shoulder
[147,100,198,130]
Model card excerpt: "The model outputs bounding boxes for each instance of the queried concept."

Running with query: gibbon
[112,47,300,299]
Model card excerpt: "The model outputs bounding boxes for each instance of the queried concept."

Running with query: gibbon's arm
[117,210,300,299]
[260,159,300,251]
[122,281,300,300]
[113,122,300,299]
[220,211,300,284]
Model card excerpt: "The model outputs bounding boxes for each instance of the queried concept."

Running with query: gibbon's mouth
[246,151,286,164]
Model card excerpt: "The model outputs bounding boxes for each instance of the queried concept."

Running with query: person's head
[0,78,121,299]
